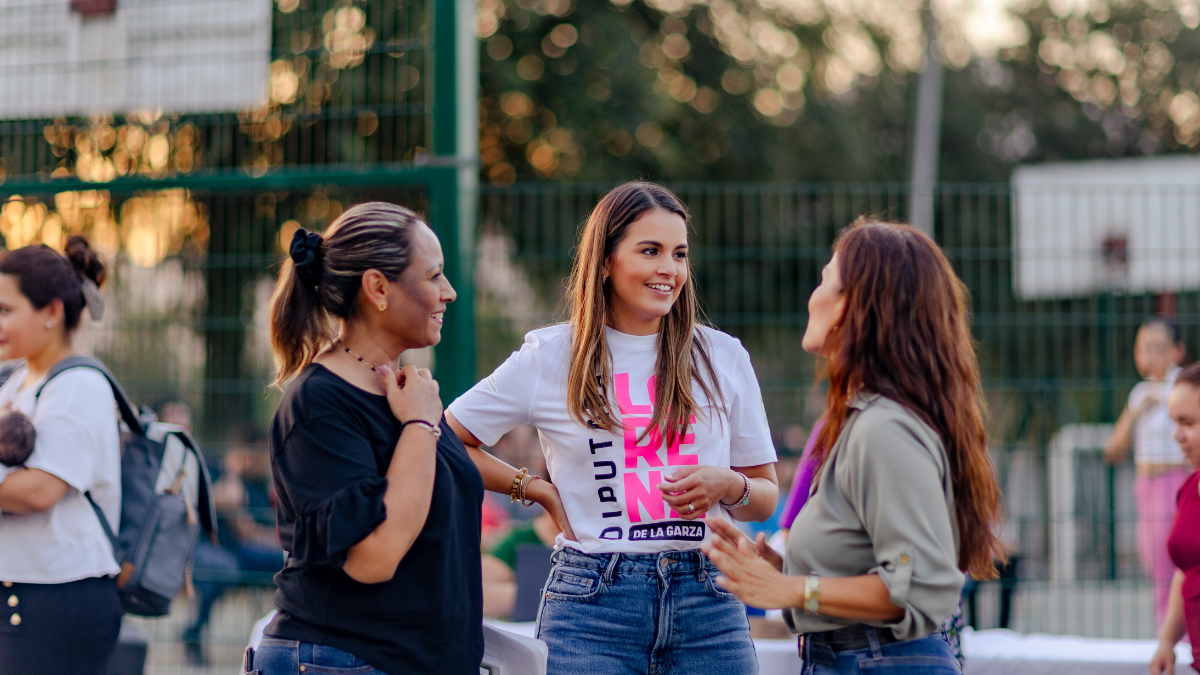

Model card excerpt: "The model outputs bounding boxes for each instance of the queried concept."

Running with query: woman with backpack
[446,182,779,674]
[0,237,121,675]
[258,203,487,674]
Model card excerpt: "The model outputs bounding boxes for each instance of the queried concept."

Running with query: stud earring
[378,302,387,311]
[45,321,54,329]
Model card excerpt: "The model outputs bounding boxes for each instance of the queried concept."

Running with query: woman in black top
[257,203,484,675]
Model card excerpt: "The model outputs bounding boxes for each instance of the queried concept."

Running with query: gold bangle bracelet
[509,467,529,503]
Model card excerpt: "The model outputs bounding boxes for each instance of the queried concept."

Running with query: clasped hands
[657,466,746,519]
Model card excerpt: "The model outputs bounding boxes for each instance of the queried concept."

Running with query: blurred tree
[477,0,1200,184]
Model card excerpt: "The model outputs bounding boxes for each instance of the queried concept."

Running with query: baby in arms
[0,409,36,475]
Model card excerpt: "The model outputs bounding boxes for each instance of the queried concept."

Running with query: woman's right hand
[1151,641,1176,675]
[377,364,443,424]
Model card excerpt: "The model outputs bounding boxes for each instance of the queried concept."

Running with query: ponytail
[268,202,425,387]
[269,253,332,386]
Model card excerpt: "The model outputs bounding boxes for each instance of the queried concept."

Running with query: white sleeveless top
[1129,367,1187,466]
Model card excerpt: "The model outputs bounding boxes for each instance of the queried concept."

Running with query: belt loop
[603,553,619,585]
[866,626,883,660]
[695,551,705,582]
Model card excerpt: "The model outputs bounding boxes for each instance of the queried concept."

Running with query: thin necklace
[336,338,383,373]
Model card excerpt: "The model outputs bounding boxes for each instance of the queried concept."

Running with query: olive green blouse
[783,393,965,640]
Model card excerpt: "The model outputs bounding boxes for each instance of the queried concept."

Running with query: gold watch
[803,574,821,614]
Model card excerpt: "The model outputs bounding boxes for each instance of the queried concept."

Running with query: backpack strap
[0,360,23,390]
[83,490,121,554]
[33,356,143,563]
[34,355,145,436]
[165,429,218,536]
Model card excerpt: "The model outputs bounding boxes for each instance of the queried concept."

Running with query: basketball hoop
[70,0,116,16]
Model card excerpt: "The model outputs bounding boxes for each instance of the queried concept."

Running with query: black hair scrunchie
[289,228,324,287]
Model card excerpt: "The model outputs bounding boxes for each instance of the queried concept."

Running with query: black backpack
[23,356,217,617]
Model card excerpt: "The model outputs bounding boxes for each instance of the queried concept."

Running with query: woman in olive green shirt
[704,218,1004,674]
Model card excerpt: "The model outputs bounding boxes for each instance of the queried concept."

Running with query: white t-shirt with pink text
[448,324,777,554]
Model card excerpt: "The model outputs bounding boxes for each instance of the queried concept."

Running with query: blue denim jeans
[535,548,758,675]
[802,631,961,674]
[251,637,388,675]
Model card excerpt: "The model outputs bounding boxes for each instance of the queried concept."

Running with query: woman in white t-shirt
[0,237,122,675]
[447,181,779,674]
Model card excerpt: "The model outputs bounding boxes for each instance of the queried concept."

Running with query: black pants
[0,576,122,675]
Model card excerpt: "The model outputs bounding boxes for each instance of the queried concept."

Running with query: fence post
[428,0,478,402]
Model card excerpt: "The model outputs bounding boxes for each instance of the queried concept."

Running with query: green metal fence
[0,0,480,443]
[475,181,1198,640]
[2,180,1193,671]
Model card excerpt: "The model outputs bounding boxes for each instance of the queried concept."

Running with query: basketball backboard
[1012,156,1200,300]
[0,0,271,119]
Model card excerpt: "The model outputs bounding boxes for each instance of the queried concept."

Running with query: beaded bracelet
[518,474,542,506]
[719,471,752,509]
[400,419,441,439]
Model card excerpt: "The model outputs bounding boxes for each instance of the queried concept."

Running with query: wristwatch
[803,574,821,614]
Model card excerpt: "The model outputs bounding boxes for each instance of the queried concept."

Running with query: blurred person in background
[257,203,484,675]
[705,219,1004,674]
[181,426,284,665]
[157,400,193,432]
[1106,318,1189,627]
[1150,362,1200,675]
[481,510,558,618]
[447,182,778,675]
[0,238,122,675]
[778,421,822,536]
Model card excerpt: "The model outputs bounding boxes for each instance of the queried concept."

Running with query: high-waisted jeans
[534,547,758,675]
[252,637,388,675]
[801,631,961,674]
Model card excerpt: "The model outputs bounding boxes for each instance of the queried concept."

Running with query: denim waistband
[553,547,716,578]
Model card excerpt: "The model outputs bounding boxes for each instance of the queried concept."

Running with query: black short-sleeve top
[264,364,484,675]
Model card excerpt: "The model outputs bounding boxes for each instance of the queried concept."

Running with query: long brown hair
[565,182,722,443]
[813,217,1005,580]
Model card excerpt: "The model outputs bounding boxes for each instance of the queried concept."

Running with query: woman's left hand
[657,466,742,520]
[702,517,794,610]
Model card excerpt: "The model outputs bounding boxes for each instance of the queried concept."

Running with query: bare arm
[1104,405,1136,464]
[446,411,577,541]
[1151,569,1187,675]
[726,464,779,522]
[341,364,443,585]
[0,468,70,513]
